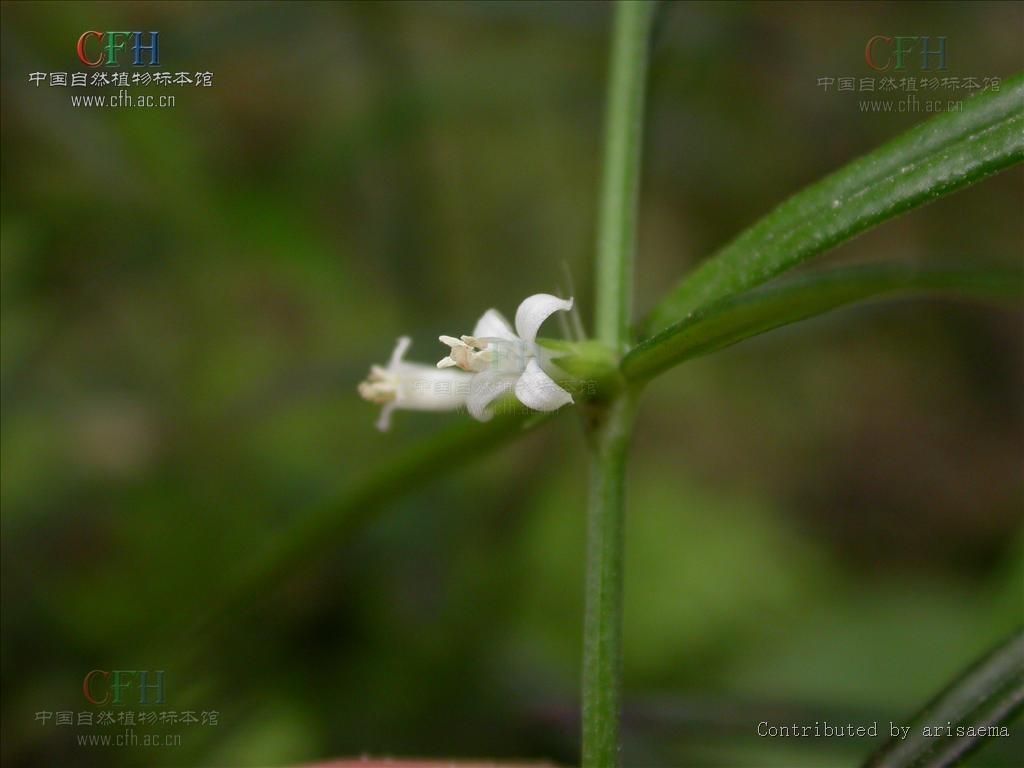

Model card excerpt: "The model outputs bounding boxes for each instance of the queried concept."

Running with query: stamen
[358,367,398,404]
[436,333,493,372]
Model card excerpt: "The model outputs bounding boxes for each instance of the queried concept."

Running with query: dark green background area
[1,2,1021,766]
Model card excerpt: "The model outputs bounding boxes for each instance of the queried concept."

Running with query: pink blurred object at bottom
[300,759,556,768]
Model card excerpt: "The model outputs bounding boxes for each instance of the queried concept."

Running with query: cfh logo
[865,36,947,72]
[83,670,166,706]
[76,31,160,67]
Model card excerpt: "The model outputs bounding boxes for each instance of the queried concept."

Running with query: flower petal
[472,309,517,342]
[387,336,412,369]
[395,363,471,410]
[467,371,517,422]
[514,294,573,345]
[514,358,573,412]
[375,402,396,432]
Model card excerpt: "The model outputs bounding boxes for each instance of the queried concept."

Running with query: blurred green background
[2,2,1022,767]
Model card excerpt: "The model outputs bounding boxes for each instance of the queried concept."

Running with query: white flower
[436,293,575,421]
[358,336,471,432]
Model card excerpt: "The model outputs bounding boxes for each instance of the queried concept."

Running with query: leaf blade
[863,629,1024,768]
[178,408,549,649]
[644,75,1024,336]
[622,265,1023,383]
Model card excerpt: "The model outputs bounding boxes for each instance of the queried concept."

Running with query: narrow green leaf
[863,629,1024,768]
[183,409,548,644]
[622,265,1022,383]
[644,74,1024,336]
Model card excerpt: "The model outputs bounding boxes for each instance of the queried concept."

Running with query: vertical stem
[584,2,655,766]
[594,0,656,354]
[582,393,637,768]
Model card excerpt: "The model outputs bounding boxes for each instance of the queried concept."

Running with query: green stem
[582,393,638,767]
[594,0,656,354]
[584,2,655,766]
